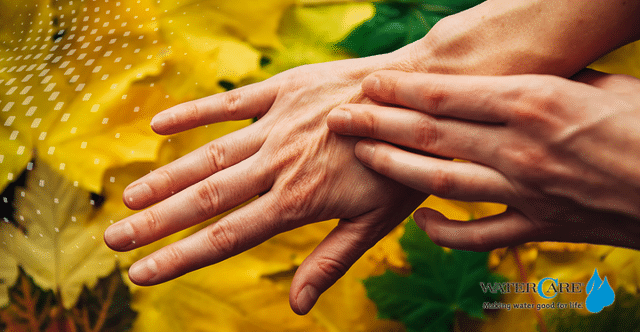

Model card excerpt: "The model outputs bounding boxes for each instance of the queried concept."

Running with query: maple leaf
[1,265,136,332]
[337,0,484,57]
[364,218,504,332]
[71,266,137,332]
[0,160,117,308]
[0,268,57,332]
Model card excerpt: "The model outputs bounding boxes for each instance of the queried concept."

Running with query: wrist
[402,0,640,78]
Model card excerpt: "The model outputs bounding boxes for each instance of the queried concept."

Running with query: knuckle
[278,184,314,222]
[358,110,377,137]
[163,245,186,266]
[419,82,449,113]
[141,209,161,234]
[513,78,562,123]
[194,180,221,217]
[428,169,455,197]
[182,101,201,125]
[221,90,242,118]
[315,256,350,281]
[464,230,494,252]
[504,145,546,174]
[154,168,177,194]
[205,221,239,257]
[204,142,226,173]
[413,116,438,150]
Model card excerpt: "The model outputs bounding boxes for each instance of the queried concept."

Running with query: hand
[327,69,640,251]
[103,51,427,315]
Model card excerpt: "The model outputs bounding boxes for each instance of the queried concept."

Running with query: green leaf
[338,0,485,57]
[364,219,504,332]
[545,289,640,332]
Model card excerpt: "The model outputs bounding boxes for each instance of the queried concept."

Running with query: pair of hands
[328,69,640,251]
[103,0,640,315]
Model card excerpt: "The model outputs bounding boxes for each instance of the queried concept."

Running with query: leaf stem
[20,274,41,332]
[90,273,118,332]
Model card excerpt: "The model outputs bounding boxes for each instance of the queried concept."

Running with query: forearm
[408,0,640,77]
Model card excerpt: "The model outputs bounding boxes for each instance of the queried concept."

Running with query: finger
[327,103,502,162]
[125,191,300,286]
[151,80,279,135]
[414,207,540,251]
[354,140,516,203]
[361,70,536,123]
[290,216,400,315]
[123,123,266,210]
[572,68,640,96]
[104,155,273,252]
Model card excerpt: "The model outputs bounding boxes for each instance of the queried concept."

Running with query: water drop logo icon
[585,268,615,313]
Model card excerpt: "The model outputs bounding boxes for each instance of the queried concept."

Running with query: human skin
[104,0,640,315]
[328,69,640,251]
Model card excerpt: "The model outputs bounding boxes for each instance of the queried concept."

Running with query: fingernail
[129,258,159,285]
[327,108,352,132]
[362,75,382,96]
[296,285,319,315]
[124,182,152,207]
[150,111,173,130]
[355,139,376,164]
[104,221,136,251]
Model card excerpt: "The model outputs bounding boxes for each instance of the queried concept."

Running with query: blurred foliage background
[1,0,640,331]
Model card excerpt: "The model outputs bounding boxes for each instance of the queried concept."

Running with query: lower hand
[103,52,427,315]
[328,69,640,250]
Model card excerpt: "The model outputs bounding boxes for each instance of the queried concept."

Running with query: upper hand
[103,54,426,315]
[327,69,640,250]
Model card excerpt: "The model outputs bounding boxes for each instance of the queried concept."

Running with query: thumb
[289,217,398,315]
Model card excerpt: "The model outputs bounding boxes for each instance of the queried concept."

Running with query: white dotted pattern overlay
[0,0,165,190]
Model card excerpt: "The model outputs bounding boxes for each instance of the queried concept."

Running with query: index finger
[151,80,279,135]
[361,70,546,123]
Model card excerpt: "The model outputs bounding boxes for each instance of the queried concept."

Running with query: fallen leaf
[0,161,117,308]
[364,219,504,332]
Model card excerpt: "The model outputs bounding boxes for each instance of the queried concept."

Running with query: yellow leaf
[0,161,118,308]
[589,40,640,79]
[151,0,295,101]
[0,124,32,192]
[0,0,166,193]
[157,0,294,49]
[600,247,640,295]
[41,83,175,193]
[264,2,375,74]
[129,243,321,332]
[0,247,18,307]
[422,195,507,221]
